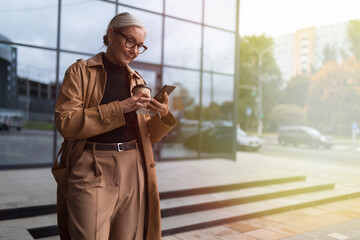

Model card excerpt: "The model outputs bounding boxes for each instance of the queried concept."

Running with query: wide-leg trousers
[66,143,146,240]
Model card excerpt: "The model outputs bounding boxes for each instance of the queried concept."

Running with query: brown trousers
[66,143,146,240]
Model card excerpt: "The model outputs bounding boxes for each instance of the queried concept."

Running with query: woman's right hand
[120,92,151,113]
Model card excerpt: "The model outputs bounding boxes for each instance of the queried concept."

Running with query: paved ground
[162,198,360,240]
[2,150,360,239]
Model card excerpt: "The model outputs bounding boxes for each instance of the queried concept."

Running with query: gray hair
[103,12,146,46]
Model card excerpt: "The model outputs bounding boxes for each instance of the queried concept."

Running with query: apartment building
[273,22,351,82]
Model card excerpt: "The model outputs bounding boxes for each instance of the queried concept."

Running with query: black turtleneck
[87,53,137,143]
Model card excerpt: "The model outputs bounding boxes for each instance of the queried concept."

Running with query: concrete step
[160,173,306,199]
[161,185,360,236]
[160,179,335,217]
[0,214,57,240]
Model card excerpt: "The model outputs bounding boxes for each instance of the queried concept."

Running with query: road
[257,140,360,169]
[1,129,360,169]
[0,129,62,168]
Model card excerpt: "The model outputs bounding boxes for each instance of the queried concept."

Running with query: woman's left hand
[146,92,169,117]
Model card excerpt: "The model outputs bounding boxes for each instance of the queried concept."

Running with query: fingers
[134,91,151,99]
[163,92,169,104]
[136,102,148,108]
[138,97,151,103]
[150,93,167,107]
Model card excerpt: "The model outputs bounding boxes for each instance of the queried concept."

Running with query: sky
[2,0,360,84]
[239,0,360,37]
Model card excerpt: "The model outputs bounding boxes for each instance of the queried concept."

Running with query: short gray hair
[103,12,146,46]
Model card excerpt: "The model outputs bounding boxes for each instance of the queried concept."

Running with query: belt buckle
[117,143,123,152]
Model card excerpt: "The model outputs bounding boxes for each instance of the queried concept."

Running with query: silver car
[237,128,264,151]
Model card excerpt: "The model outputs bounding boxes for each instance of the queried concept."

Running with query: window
[0,0,57,47]
[61,0,114,53]
[164,17,202,69]
[204,0,236,31]
[203,27,235,74]
[165,0,202,22]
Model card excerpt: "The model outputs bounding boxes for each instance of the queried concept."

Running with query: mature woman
[53,12,176,240]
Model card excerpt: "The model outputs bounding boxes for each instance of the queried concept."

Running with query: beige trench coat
[54,52,176,240]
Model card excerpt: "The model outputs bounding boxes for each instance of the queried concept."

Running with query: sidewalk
[1,151,360,239]
[162,198,360,240]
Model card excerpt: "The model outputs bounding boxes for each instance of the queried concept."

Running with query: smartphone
[154,85,176,102]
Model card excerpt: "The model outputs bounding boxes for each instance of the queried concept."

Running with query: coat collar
[86,52,141,79]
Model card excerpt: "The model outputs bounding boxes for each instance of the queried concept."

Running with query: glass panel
[204,0,236,31]
[200,73,235,158]
[164,18,202,69]
[165,0,202,23]
[130,69,157,92]
[118,6,162,64]
[0,0,57,47]
[203,27,235,74]
[160,67,201,159]
[17,47,57,84]
[0,45,56,167]
[119,0,163,13]
[61,0,115,53]
[59,52,91,82]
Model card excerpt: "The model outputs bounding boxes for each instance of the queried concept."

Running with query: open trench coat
[53,52,176,240]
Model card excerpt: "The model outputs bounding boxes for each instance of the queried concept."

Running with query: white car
[237,128,264,151]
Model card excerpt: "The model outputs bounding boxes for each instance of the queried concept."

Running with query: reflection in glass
[160,67,200,159]
[203,27,235,74]
[0,46,56,167]
[59,52,91,82]
[165,0,202,22]
[118,6,162,64]
[0,0,57,47]
[202,73,234,110]
[204,0,236,31]
[130,68,157,92]
[16,47,57,84]
[198,72,234,156]
[119,0,163,13]
[61,0,114,53]
[164,18,202,69]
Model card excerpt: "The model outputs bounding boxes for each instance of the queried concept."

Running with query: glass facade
[0,0,239,168]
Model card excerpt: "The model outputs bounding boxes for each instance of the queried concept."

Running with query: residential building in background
[273,21,351,82]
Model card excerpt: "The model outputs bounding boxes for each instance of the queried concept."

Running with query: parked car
[0,109,24,131]
[184,126,263,152]
[237,128,263,151]
[278,125,333,148]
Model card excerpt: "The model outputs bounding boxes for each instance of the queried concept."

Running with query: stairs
[160,174,360,236]
[2,172,360,239]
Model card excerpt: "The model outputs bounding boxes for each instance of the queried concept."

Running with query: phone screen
[154,85,176,102]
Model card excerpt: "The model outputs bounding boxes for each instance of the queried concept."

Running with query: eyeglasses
[115,30,148,54]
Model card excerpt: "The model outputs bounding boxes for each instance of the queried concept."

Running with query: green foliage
[280,75,310,107]
[23,122,54,130]
[322,44,338,65]
[268,104,307,129]
[347,20,360,59]
[238,35,283,131]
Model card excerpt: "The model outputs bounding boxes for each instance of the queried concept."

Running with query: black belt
[84,141,137,152]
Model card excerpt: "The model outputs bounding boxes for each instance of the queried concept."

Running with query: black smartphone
[154,85,176,102]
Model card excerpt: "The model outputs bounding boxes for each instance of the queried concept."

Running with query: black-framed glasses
[115,30,148,54]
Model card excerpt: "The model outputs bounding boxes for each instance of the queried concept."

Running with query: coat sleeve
[55,69,126,140]
[146,112,177,143]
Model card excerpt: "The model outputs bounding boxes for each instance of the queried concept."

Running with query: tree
[347,20,360,59]
[238,35,283,131]
[280,75,310,107]
[268,104,307,129]
[322,44,337,65]
[307,57,360,134]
